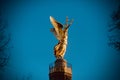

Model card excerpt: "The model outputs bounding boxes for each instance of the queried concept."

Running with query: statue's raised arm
[50,16,73,59]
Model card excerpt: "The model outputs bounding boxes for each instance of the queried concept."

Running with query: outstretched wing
[50,28,60,40]
[50,16,63,40]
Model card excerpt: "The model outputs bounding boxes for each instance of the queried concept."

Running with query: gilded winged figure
[50,16,73,59]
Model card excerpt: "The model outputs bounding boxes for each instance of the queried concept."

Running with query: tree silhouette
[108,5,120,51]
[0,0,10,70]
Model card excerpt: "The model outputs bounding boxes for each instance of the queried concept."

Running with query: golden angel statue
[50,16,73,59]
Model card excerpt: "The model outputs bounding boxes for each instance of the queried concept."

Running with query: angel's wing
[50,28,60,40]
[50,16,63,40]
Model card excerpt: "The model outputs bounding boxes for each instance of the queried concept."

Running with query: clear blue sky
[3,0,120,80]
